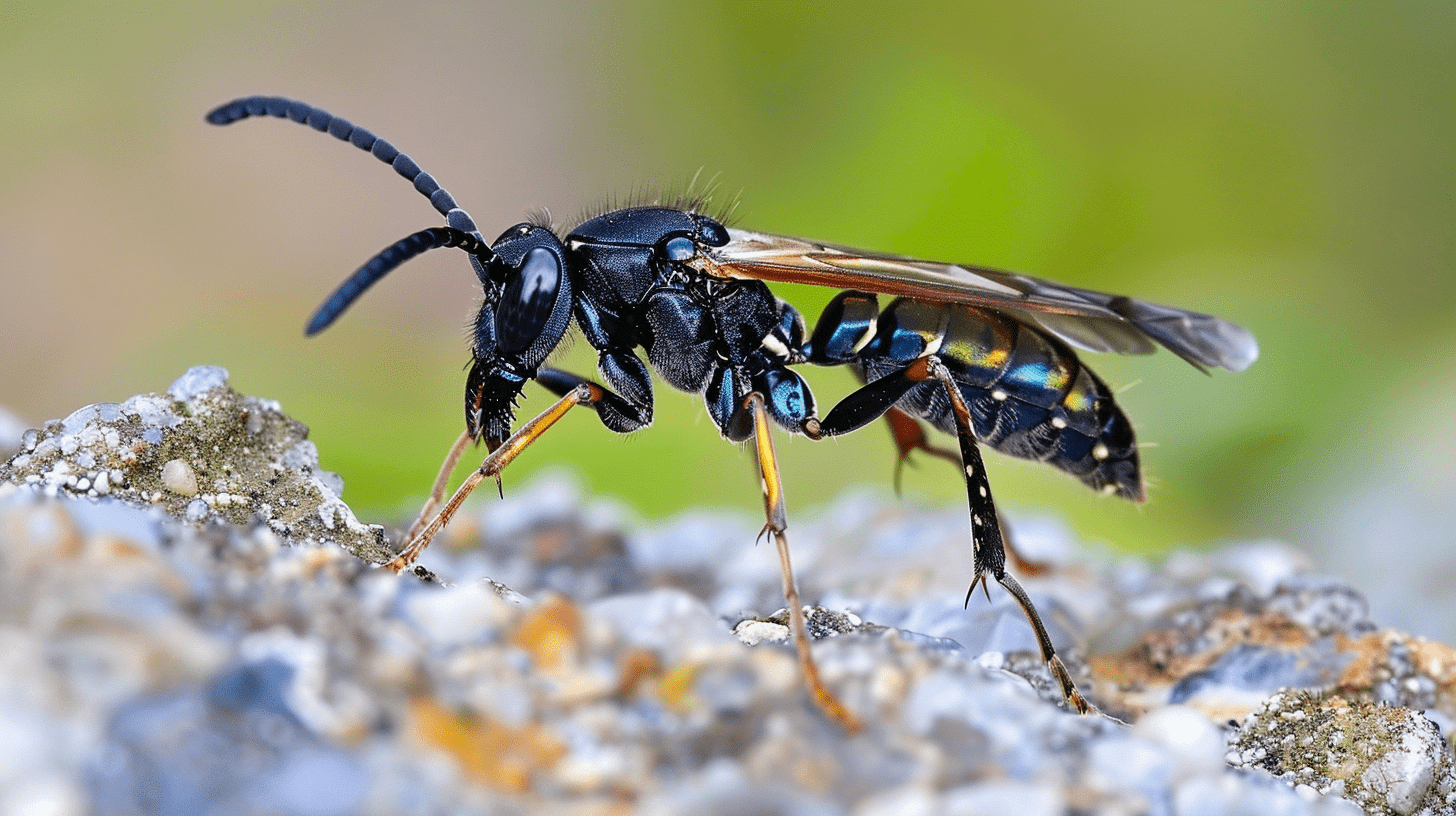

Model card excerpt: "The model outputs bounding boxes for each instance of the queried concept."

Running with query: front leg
[389,382,603,571]
[538,351,652,431]
[403,428,474,545]
[402,360,653,552]
[538,350,654,433]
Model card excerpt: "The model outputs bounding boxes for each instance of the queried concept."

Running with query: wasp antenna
[208,96,493,285]
[306,226,494,335]
[207,96,484,233]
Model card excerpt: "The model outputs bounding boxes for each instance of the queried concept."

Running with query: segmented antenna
[206,96,480,232]
[208,96,496,330]
[307,227,494,336]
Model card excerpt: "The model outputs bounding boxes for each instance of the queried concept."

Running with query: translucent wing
[694,229,1258,373]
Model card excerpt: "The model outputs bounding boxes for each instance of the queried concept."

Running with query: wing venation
[696,229,1258,373]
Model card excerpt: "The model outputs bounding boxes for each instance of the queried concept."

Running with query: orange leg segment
[387,383,599,572]
[745,392,864,733]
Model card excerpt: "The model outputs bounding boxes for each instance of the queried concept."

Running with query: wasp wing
[697,229,1258,373]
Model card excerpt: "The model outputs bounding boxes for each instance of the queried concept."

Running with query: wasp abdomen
[860,298,1142,500]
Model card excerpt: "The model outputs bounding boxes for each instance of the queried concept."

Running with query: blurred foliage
[2,1,1453,557]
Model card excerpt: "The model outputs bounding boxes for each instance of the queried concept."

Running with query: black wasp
[208,96,1257,730]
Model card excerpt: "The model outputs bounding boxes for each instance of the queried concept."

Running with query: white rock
[732,619,789,646]
[590,588,739,662]
[167,366,230,401]
[1131,705,1227,779]
[161,459,198,497]
[1360,718,1442,815]
[944,780,1064,816]
[404,581,515,649]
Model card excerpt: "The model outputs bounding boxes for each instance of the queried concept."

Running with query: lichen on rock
[1229,690,1456,815]
[0,365,395,563]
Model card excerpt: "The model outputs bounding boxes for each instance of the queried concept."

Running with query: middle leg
[736,391,864,733]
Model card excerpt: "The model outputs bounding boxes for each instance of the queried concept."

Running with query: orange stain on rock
[509,595,583,669]
[409,698,566,792]
[614,648,661,697]
[657,663,700,712]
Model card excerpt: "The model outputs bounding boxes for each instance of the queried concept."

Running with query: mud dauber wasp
[208,96,1257,730]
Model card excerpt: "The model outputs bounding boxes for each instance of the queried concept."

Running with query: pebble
[1131,705,1227,779]
[1362,728,1440,815]
[1228,691,1456,815]
[166,364,230,401]
[160,458,197,496]
[0,406,28,459]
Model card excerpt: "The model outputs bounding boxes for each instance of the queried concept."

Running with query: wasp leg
[913,357,1092,714]
[403,365,634,552]
[387,382,602,572]
[403,428,475,545]
[882,407,1049,577]
[806,371,915,453]
[537,363,652,432]
[735,392,864,733]
[840,357,958,492]
[995,510,1052,578]
[882,407,961,493]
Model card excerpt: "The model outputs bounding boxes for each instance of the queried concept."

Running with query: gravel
[3,366,1449,815]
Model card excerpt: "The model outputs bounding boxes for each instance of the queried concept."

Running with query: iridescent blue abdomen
[857,298,1142,500]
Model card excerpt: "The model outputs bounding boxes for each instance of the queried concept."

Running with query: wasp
[208,96,1257,730]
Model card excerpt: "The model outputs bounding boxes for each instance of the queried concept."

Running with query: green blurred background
[3,2,1454,561]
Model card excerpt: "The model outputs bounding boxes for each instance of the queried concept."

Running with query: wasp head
[467,222,573,448]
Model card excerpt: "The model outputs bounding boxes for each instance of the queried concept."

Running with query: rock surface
[1,367,1450,815]
[0,366,393,563]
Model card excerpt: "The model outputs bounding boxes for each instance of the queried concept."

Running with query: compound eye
[495,246,563,356]
[662,235,696,262]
